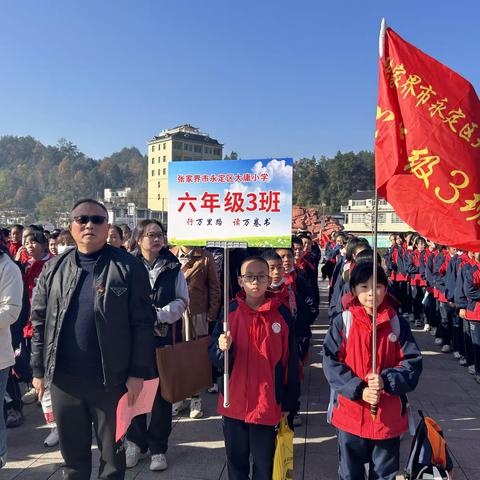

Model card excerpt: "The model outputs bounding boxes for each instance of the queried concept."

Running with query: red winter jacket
[208,291,299,425]
[22,254,52,338]
[323,301,422,440]
[8,241,22,258]
[465,262,480,321]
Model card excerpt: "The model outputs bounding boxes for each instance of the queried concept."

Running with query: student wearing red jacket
[424,242,441,334]
[455,252,476,370]
[433,247,457,352]
[323,263,422,480]
[8,224,24,258]
[390,234,411,317]
[463,252,480,383]
[406,237,431,328]
[22,231,57,447]
[209,256,299,480]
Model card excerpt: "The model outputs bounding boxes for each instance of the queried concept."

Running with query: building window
[163,156,166,162]
[157,181,160,188]
[151,158,155,164]
[214,148,221,156]
[173,141,182,150]
[163,143,166,150]
[151,145,155,152]
[379,199,388,206]
[351,213,365,223]
[378,213,386,223]
[173,155,182,161]
[391,212,403,223]
[157,194,161,200]
[151,170,155,176]
[158,169,161,175]
[194,145,202,153]
[352,200,367,206]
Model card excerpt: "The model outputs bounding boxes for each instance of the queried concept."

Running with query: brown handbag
[155,309,213,404]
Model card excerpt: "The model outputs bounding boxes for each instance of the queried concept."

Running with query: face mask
[58,245,75,254]
[270,278,285,288]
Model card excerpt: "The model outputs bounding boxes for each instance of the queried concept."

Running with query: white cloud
[224,182,249,196]
[251,159,293,184]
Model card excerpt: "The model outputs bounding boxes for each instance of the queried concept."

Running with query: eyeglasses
[241,274,270,284]
[145,232,164,240]
[73,215,106,225]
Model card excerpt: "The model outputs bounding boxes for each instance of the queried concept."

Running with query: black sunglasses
[73,215,107,225]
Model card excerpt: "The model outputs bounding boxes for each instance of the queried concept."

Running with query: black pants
[453,315,465,356]
[393,281,410,315]
[51,373,126,480]
[337,429,400,480]
[464,318,475,366]
[411,285,425,320]
[426,295,439,328]
[223,416,276,480]
[127,386,172,455]
[469,321,480,374]
[438,302,454,345]
[6,372,23,412]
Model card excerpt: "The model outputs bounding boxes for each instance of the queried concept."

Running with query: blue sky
[1,0,478,161]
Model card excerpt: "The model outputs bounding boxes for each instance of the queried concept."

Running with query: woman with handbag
[170,245,221,418]
[125,220,189,472]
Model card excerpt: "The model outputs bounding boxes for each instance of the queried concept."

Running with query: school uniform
[425,249,440,330]
[209,292,299,480]
[406,249,431,322]
[463,261,480,376]
[391,245,411,315]
[323,301,422,480]
[433,251,454,346]
[454,257,476,367]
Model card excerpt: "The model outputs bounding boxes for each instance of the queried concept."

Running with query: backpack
[404,410,453,480]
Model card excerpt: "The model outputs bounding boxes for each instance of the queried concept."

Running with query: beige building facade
[341,190,412,234]
[147,124,223,211]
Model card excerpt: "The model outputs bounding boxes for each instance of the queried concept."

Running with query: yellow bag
[272,418,294,480]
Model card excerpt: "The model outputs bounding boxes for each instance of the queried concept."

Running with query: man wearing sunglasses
[30,198,155,480]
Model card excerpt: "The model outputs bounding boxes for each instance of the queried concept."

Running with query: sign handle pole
[223,245,230,408]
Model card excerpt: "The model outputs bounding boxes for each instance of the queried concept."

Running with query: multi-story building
[341,190,412,245]
[104,187,132,204]
[147,124,223,211]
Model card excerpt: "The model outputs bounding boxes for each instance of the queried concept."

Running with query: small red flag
[375,24,480,251]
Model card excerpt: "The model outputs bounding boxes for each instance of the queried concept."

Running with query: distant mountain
[0,136,147,221]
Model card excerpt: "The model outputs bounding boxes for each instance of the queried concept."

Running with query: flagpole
[371,190,379,419]
[371,17,387,420]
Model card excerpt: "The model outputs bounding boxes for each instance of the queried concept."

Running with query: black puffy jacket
[30,245,155,388]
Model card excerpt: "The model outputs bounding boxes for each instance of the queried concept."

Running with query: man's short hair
[71,198,108,217]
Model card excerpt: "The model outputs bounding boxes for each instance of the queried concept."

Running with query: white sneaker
[430,327,437,336]
[423,324,431,332]
[44,427,59,447]
[453,351,462,359]
[441,344,452,353]
[190,397,203,419]
[125,440,148,469]
[468,365,476,375]
[150,453,168,471]
[207,383,218,394]
[434,338,443,345]
[22,386,38,405]
[172,400,185,417]
[414,319,423,327]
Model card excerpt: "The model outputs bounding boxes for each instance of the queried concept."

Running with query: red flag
[375,24,480,251]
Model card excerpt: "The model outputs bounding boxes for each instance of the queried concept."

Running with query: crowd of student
[0,199,323,480]
[0,201,476,480]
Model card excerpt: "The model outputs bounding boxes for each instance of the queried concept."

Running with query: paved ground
[2,281,480,479]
